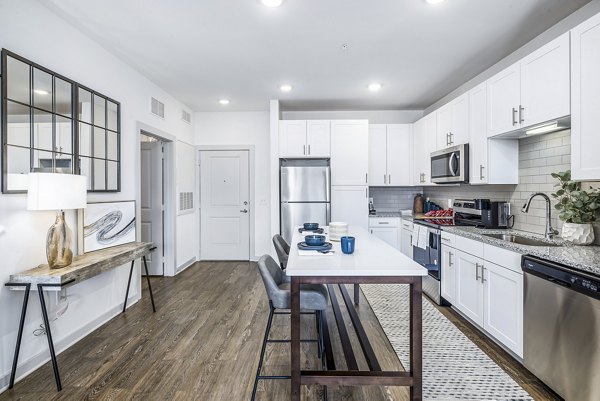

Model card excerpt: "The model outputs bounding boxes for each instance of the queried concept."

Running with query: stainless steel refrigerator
[280,159,331,243]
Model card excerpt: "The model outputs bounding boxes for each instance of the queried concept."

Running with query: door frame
[197,145,256,261]
[136,121,176,276]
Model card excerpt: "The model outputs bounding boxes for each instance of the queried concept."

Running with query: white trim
[197,145,256,261]
[135,122,177,276]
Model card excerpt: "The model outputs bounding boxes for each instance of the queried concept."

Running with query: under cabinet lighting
[525,122,560,136]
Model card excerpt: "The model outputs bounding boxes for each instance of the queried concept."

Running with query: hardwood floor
[0,261,558,400]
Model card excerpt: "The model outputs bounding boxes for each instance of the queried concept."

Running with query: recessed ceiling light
[425,0,446,4]
[34,89,49,95]
[280,84,293,92]
[368,83,382,92]
[261,0,283,7]
[219,99,230,105]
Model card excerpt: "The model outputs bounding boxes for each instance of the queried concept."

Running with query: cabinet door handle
[365,187,368,198]
[519,105,525,124]
[303,144,306,155]
[378,222,389,225]
[449,252,453,266]
[450,132,454,145]
[479,165,485,180]
[388,174,391,184]
[384,174,387,184]
[308,144,311,155]
[366,173,368,184]
[482,266,487,283]
[512,107,518,126]
[371,229,373,234]
[475,263,481,281]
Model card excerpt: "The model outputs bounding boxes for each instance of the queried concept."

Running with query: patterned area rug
[361,284,533,401]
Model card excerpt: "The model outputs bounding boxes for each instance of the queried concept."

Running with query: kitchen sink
[482,233,562,247]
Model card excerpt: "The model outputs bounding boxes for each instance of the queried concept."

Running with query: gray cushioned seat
[258,254,328,311]
[272,234,290,269]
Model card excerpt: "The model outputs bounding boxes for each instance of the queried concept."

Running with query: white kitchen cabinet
[441,245,456,304]
[455,250,484,327]
[436,92,469,149]
[279,120,307,157]
[368,125,387,186]
[412,112,436,185]
[331,120,369,186]
[571,13,600,180]
[400,219,413,259]
[279,120,331,158]
[370,227,400,249]
[487,33,570,137]
[469,82,519,185]
[486,62,521,137]
[483,261,524,357]
[369,124,412,186]
[306,120,331,157]
[520,33,570,129]
[331,185,369,230]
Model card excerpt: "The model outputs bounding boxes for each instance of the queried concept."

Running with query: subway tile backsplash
[423,130,600,245]
[369,187,423,212]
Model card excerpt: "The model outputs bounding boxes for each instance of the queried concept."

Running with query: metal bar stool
[252,254,328,401]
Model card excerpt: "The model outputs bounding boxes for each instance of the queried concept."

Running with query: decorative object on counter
[328,222,348,241]
[413,193,424,214]
[80,201,136,253]
[27,173,87,269]
[341,236,355,254]
[369,198,376,215]
[551,170,600,245]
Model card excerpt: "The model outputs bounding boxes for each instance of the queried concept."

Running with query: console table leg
[37,285,62,391]
[122,260,135,313]
[142,256,156,313]
[8,283,31,389]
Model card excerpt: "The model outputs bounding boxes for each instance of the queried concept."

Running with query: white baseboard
[176,257,196,274]
[0,295,141,394]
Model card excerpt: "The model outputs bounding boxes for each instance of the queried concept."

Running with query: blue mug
[341,236,355,254]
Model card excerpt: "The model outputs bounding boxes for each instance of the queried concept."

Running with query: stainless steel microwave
[430,144,469,184]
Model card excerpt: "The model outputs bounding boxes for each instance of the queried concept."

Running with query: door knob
[240,209,248,213]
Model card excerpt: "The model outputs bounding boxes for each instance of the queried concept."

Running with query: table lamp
[27,173,87,269]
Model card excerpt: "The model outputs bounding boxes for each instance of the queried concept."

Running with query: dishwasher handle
[545,276,571,288]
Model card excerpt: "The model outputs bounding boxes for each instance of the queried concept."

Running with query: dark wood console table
[4,242,156,392]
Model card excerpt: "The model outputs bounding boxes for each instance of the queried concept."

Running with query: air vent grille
[181,110,191,124]
[179,191,194,212]
[150,97,165,118]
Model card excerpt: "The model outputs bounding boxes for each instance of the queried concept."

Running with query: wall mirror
[1,49,121,193]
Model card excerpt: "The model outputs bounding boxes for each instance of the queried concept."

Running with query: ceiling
[41,0,590,112]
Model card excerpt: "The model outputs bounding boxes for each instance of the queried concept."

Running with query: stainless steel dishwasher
[522,255,600,401]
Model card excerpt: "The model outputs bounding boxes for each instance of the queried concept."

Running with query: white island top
[286,226,428,277]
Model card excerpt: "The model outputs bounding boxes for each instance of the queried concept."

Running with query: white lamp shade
[27,173,87,211]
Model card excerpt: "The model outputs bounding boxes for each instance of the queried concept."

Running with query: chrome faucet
[522,192,559,239]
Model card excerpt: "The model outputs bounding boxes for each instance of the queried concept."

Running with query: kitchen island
[286,226,427,400]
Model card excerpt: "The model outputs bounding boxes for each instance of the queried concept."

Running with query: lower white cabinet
[440,246,456,304]
[400,228,413,259]
[455,250,485,327]
[331,186,369,230]
[370,227,399,249]
[483,262,523,357]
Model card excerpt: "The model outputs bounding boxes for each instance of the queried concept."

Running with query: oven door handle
[449,152,459,177]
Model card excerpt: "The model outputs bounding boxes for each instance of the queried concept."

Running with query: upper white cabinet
[436,92,469,149]
[279,120,331,158]
[331,185,369,230]
[487,33,570,137]
[331,120,369,186]
[413,112,437,185]
[469,82,519,185]
[571,13,600,180]
[369,124,412,186]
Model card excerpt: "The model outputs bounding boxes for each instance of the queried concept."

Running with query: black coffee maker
[482,201,512,228]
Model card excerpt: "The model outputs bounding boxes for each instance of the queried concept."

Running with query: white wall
[281,110,423,124]
[194,111,271,259]
[0,0,196,390]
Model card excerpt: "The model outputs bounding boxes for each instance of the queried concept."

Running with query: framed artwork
[79,200,136,253]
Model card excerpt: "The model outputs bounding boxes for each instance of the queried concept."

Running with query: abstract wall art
[79,201,136,253]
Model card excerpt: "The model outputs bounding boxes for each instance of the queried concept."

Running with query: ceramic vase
[561,222,595,245]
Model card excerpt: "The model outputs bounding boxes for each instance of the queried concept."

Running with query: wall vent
[181,110,192,124]
[179,191,194,212]
[150,97,165,118]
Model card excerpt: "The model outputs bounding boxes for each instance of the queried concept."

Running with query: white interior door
[200,150,250,260]
[141,141,164,275]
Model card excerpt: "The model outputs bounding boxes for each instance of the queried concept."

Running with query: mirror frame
[1,49,121,194]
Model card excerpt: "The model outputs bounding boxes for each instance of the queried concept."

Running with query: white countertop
[286,226,427,277]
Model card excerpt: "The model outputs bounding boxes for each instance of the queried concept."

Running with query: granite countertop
[369,212,402,218]
[442,226,600,277]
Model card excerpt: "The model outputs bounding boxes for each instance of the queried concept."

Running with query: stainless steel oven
[412,222,443,305]
[431,143,469,184]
